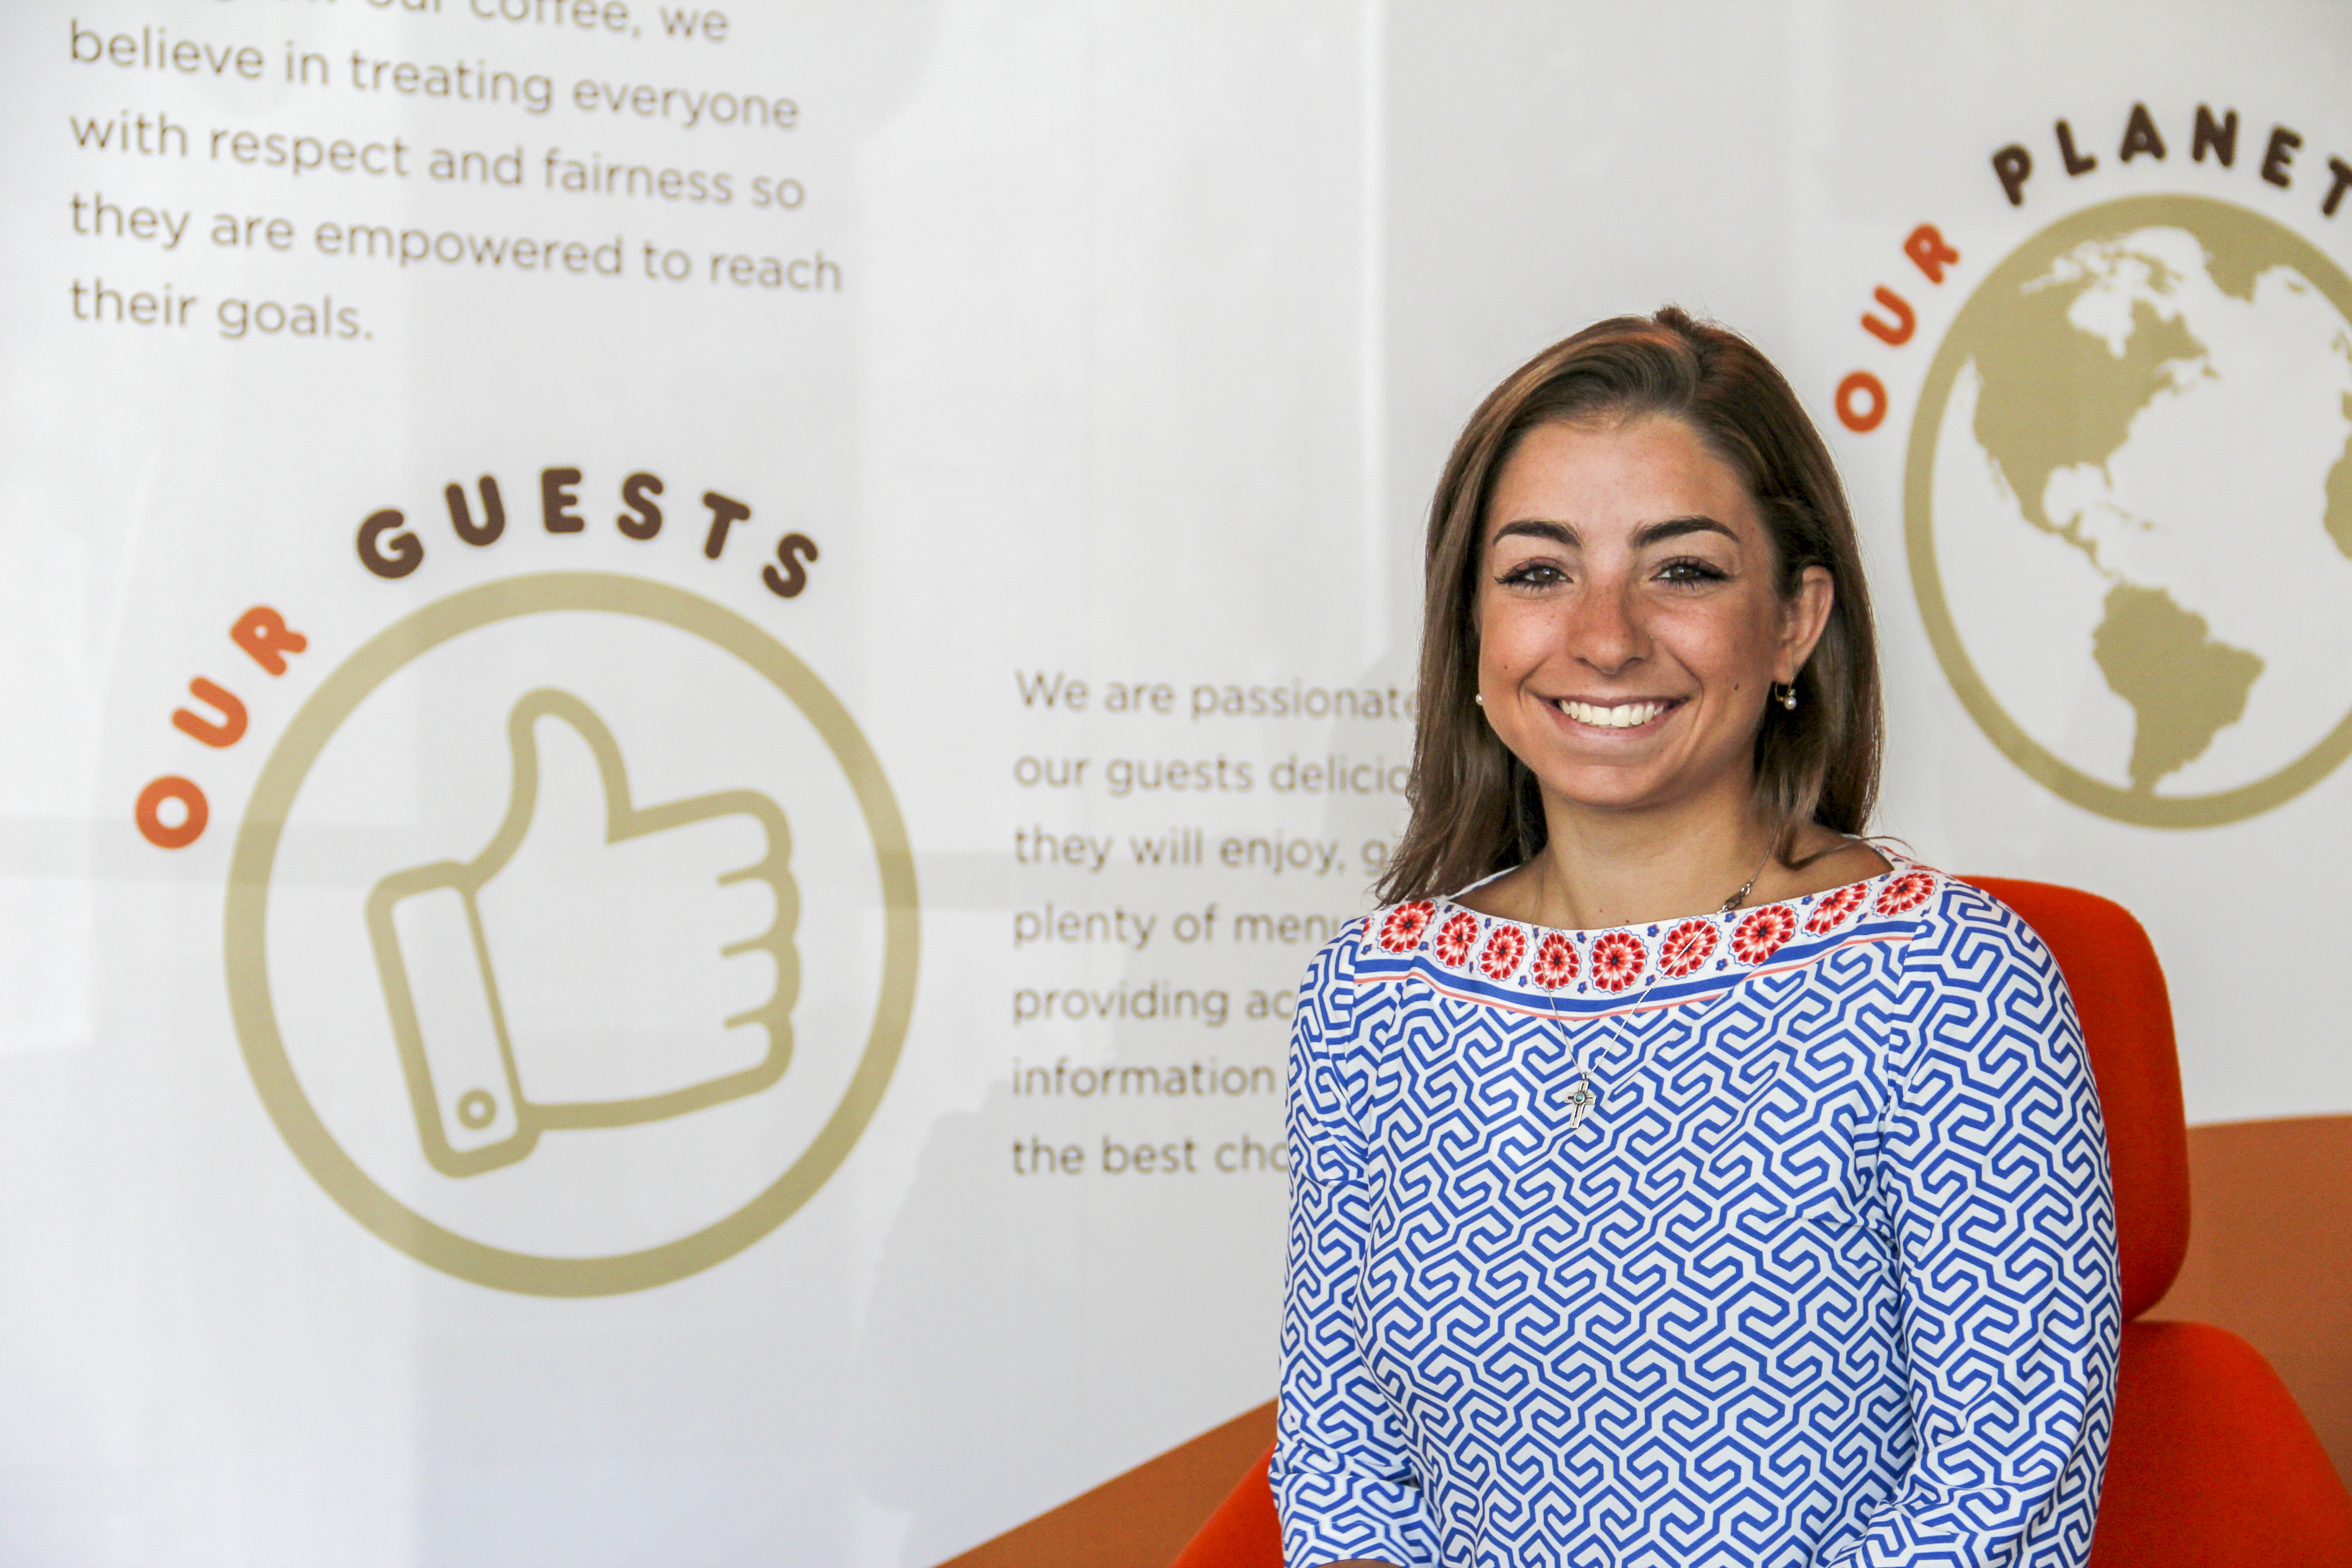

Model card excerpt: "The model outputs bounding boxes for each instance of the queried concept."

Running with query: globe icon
[1906,193,2352,827]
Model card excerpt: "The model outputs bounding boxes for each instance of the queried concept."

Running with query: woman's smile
[1548,696,1681,732]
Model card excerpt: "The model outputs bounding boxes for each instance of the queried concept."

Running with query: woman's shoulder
[1295,897,1465,1000]
[1884,858,2067,975]
[1296,908,1385,986]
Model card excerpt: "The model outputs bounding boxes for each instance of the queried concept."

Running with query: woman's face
[1475,415,1833,818]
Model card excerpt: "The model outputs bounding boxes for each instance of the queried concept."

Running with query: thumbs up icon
[366,688,798,1178]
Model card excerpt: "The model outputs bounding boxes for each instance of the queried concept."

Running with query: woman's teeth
[1560,700,1668,729]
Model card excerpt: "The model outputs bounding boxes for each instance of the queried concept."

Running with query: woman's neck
[1454,775,1888,931]
[1520,781,1773,931]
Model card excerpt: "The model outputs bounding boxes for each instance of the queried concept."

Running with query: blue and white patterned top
[1275,862,2118,1567]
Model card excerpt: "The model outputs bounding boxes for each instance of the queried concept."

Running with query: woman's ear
[1775,565,1835,683]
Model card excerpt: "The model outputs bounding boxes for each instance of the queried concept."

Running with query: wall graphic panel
[1,2,2345,1562]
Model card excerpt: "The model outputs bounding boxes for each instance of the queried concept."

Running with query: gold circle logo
[226,572,918,1295]
[1906,194,2352,826]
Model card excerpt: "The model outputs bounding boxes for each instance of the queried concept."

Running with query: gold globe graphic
[1906,193,2352,827]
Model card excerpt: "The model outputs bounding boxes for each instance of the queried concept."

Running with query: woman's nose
[1565,578,1646,675]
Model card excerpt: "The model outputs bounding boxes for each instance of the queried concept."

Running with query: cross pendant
[1562,1077,1598,1132]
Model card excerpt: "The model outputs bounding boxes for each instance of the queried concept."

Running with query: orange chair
[1173,879,2352,1568]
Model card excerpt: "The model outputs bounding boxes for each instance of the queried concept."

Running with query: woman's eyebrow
[1632,514,1736,548]
[1491,518,1579,548]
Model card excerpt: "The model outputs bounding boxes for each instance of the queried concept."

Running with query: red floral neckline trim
[1369,859,1939,990]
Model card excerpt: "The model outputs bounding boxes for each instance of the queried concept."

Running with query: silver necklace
[1545,847,1774,1134]
[1545,966,1651,1134]
[1718,842,1776,915]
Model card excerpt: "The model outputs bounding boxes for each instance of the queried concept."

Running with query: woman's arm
[1834,887,2121,1566]
[1273,929,1436,1568]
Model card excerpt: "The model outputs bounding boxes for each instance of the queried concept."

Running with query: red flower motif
[1873,872,1937,917]
[1378,901,1435,953]
[1477,923,1527,981]
[1589,930,1648,993]
[1803,882,1871,935]
[1432,911,1479,968]
[1530,931,1578,989]
[1730,904,1797,965]
[1657,919,1718,978]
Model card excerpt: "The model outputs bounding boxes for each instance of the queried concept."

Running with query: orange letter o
[1835,370,1888,434]
[136,775,209,849]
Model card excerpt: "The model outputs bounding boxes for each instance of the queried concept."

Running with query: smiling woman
[1274,310,2120,1568]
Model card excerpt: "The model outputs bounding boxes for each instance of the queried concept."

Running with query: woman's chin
[1534,766,1682,815]
[1530,751,1747,818]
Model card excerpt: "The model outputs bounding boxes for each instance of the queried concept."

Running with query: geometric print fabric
[1275,862,2119,1566]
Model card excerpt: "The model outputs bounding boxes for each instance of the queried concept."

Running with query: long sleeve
[1831,887,2121,1566]
[1273,926,1435,1567]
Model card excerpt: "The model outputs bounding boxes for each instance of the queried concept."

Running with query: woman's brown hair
[1374,306,1882,904]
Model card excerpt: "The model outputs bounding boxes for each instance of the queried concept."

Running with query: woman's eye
[1656,557,1730,585]
[1497,561,1567,588]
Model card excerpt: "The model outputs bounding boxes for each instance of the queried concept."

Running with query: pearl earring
[1474,693,1485,706]
[1777,682,1798,711]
